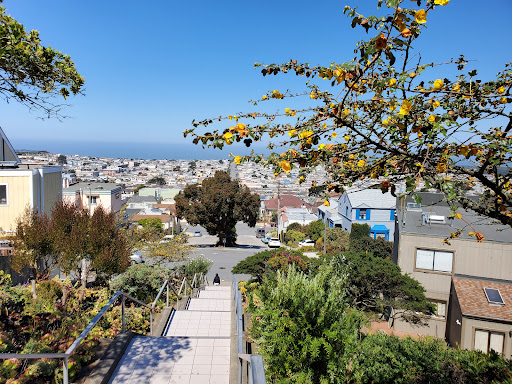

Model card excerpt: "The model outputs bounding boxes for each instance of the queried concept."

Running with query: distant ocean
[14,139,272,160]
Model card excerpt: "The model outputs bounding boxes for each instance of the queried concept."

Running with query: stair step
[164,311,231,338]
[187,298,231,312]
[204,286,231,291]
[198,290,231,300]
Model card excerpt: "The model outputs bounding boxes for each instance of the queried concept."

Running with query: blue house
[333,189,396,241]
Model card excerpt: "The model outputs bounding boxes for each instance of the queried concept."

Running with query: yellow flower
[409,72,417,78]
[234,156,241,164]
[228,115,233,121]
[433,79,443,90]
[499,97,509,104]
[323,200,330,206]
[349,154,355,160]
[388,78,397,87]
[236,123,246,131]
[497,86,505,94]
[434,0,450,5]
[428,114,436,123]
[437,163,447,172]
[299,176,304,182]
[300,131,313,139]
[310,91,318,99]
[432,100,440,108]
[344,135,350,141]
[382,119,389,125]
[399,100,412,115]
[289,129,297,137]
[357,159,366,167]
[318,143,325,150]
[452,83,460,92]
[285,108,291,114]
[459,146,470,157]
[322,123,327,128]
[280,160,291,173]
[331,132,337,138]
[454,213,462,219]
[262,95,267,100]
[415,9,427,24]
[223,132,233,140]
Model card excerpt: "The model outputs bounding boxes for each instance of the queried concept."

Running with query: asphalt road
[183,222,267,283]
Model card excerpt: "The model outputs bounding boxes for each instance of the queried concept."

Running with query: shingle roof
[346,189,395,209]
[453,277,512,322]
[264,195,310,210]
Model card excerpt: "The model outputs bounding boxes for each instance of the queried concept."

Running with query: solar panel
[484,288,505,305]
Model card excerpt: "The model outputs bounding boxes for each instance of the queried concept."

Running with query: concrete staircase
[108,285,232,384]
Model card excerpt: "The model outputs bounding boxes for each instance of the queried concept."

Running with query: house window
[474,330,504,355]
[345,206,348,216]
[359,209,367,220]
[89,196,98,205]
[415,249,453,273]
[429,300,447,318]
[0,184,7,206]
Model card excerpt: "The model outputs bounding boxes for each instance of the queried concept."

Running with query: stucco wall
[42,170,62,214]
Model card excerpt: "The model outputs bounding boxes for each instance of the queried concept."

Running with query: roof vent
[484,287,505,305]
[428,215,446,224]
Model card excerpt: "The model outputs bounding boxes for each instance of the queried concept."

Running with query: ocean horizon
[13,139,273,160]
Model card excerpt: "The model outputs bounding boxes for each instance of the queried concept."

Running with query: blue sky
[1,0,511,157]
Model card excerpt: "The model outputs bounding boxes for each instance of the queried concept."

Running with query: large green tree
[0,1,83,117]
[186,0,512,232]
[175,170,260,246]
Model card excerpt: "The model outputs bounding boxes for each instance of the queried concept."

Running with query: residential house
[63,182,124,214]
[261,195,310,223]
[393,193,512,357]
[335,189,396,240]
[0,127,62,232]
[279,207,318,233]
[138,187,181,203]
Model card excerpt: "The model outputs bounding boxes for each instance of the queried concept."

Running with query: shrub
[307,219,325,241]
[109,264,168,303]
[283,229,306,245]
[350,236,393,260]
[232,250,273,282]
[175,255,213,277]
[349,223,370,241]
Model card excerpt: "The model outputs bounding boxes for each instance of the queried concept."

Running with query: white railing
[233,275,266,384]
[0,272,208,384]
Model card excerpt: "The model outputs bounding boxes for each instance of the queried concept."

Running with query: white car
[268,237,281,248]
[130,253,144,264]
[298,239,316,248]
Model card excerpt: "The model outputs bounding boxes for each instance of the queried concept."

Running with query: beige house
[63,182,124,214]
[393,193,512,357]
[0,127,62,232]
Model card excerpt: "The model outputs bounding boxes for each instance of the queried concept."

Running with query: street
[183,222,266,283]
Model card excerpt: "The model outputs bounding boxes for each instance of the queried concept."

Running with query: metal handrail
[233,275,266,384]
[0,272,209,384]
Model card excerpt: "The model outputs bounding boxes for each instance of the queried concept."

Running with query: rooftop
[64,182,122,193]
[397,193,512,243]
[453,276,512,323]
[345,189,396,209]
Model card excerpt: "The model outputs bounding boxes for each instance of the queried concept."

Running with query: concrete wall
[394,314,447,338]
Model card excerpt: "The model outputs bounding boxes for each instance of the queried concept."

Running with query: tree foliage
[11,202,130,283]
[349,223,371,241]
[0,3,84,117]
[147,177,166,186]
[307,219,325,241]
[175,170,260,246]
[138,218,163,233]
[350,236,393,259]
[186,0,512,229]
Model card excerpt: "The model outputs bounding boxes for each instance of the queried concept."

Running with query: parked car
[268,237,281,248]
[193,231,202,237]
[298,239,316,248]
[130,253,144,264]
[261,235,272,244]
